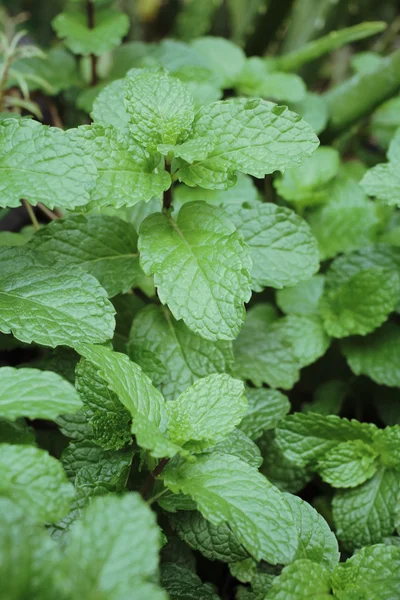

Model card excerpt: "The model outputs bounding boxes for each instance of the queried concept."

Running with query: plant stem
[163,162,172,212]
[37,203,59,221]
[140,457,169,500]
[22,199,39,231]
[0,52,13,112]
[86,0,98,87]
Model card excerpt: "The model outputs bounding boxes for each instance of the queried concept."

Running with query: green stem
[0,51,13,112]
[86,0,98,87]
[22,199,39,231]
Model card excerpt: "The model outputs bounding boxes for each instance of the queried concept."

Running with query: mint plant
[1,2,400,599]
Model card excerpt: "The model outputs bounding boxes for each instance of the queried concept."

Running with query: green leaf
[292,93,328,135]
[0,118,96,210]
[61,439,132,485]
[370,96,400,148]
[308,179,381,260]
[332,468,399,550]
[303,380,347,417]
[92,78,129,131]
[319,263,399,338]
[276,412,377,468]
[69,124,171,208]
[175,99,319,189]
[236,58,306,103]
[167,374,247,449]
[224,203,319,292]
[317,440,379,488]
[174,0,223,41]
[75,358,132,451]
[127,305,234,402]
[0,499,63,600]
[171,511,249,563]
[342,323,400,387]
[276,22,386,71]
[274,147,339,207]
[285,494,339,569]
[77,343,181,458]
[331,544,400,600]
[0,247,115,348]
[266,559,332,599]
[29,215,141,298]
[0,418,35,445]
[125,71,195,151]
[239,388,290,441]
[163,453,298,564]
[0,366,81,421]
[0,443,74,523]
[138,202,252,341]
[161,564,219,600]
[191,37,245,87]
[63,493,166,598]
[206,428,263,469]
[276,275,325,316]
[234,304,300,389]
[274,315,330,369]
[372,426,400,468]
[258,431,312,494]
[52,8,130,56]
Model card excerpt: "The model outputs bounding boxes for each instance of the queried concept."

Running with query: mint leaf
[276,275,325,316]
[224,203,319,292]
[161,564,219,600]
[332,544,400,600]
[332,468,399,550]
[92,78,129,131]
[138,202,252,341]
[171,511,249,563]
[234,305,299,389]
[167,374,247,449]
[75,359,132,451]
[320,263,399,338]
[191,36,246,87]
[274,147,339,207]
[274,314,330,368]
[292,93,328,135]
[63,494,166,599]
[372,426,400,468]
[0,247,115,348]
[317,440,379,488]
[206,428,263,469]
[0,118,96,210]
[236,58,306,103]
[125,71,195,151]
[53,8,130,56]
[0,366,81,421]
[239,388,290,441]
[285,494,339,569]
[77,343,181,458]
[127,305,234,402]
[0,443,74,523]
[163,453,298,564]
[361,130,400,207]
[276,413,377,467]
[342,323,400,387]
[266,559,332,600]
[69,124,170,208]
[176,99,319,189]
[29,214,141,298]
[61,439,132,485]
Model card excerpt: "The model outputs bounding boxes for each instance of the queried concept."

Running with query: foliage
[1,1,400,598]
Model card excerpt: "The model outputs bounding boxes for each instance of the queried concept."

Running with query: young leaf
[53,8,130,56]
[76,343,181,458]
[29,215,142,298]
[92,78,129,132]
[284,494,339,569]
[161,564,219,600]
[125,71,195,151]
[69,124,171,208]
[63,494,166,599]
[0,443,74,523]
[167,374,247,449]
[138,202,252,341]
[332,468,399,550]
[175,99,319,189]
[163,453,298,565]
[75,359,132,451]
[372,426,400,468]
[341,323,400,387]
[0,247,115,348]
[0,118,96,210]
[224,203,319,292]
[276,413,377,467]
[170,511,249,563]
[266,559,332,600]
[316,440,379,488]
[331,544,400,600]
[238,388,290,441]
[127,305,234,402]
[276,275,325,316]
[0,366,81,421]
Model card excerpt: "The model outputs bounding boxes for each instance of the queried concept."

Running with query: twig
[140,457,169,500]
[37,203,59,221]
[47,100,64,129]
[22,199,39,230]
[86,0,98,87]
